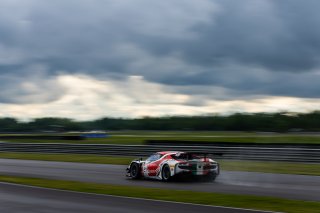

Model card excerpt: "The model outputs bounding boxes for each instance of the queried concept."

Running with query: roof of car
[157,151,211,155]
[157,151,180,155]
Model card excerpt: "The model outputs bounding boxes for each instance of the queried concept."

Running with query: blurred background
[0,0,320,212]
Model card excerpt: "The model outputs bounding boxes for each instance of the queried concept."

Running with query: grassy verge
[1,131,320,144]
[0,152,132,165]
[1,152,319,176]
[0,175,319,213]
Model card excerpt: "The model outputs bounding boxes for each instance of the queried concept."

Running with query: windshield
[146,153,163,162]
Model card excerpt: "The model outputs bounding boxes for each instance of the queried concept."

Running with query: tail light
[203,163,217,170]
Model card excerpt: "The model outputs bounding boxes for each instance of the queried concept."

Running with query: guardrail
[0,142,319,162]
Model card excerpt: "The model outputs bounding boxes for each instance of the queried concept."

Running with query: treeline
[1,112,320,132]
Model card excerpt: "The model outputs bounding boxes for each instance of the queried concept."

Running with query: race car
[126,151,219,181]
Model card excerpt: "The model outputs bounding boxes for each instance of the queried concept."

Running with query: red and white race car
[126,151,219,181]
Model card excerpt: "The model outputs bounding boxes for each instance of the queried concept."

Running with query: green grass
[2,131,320,144]
[92,131,320,144]
[0,175,319,213]
[1,152,319,176]
[0,152,133,165]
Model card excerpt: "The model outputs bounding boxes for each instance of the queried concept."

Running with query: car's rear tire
[130,163,141,179]
[205,172,217,182]
[161,164,171,181]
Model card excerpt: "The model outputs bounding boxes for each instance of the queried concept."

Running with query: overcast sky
[1,0,320,120]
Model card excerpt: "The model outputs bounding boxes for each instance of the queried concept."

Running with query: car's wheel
[205,172,217,182]
[161,164,171,181]
[130,163,141,179]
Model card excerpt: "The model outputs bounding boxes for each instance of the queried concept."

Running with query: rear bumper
[175,163,220,176]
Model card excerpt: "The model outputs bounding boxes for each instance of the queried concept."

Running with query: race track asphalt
[0,182,271,213]
[0,159,319,201]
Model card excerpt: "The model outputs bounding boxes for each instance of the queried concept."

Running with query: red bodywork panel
[146,154,172,176]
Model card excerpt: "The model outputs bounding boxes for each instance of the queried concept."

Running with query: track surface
[0,159,319,201]
[0,182,268,213]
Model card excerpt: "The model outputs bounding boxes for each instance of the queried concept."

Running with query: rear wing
[187,152,209,160]
[175,151,223,160]
[184,151,223,156]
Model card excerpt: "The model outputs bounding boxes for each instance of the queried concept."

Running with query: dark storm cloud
[0,64,66,103]
[0,0,320,104]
